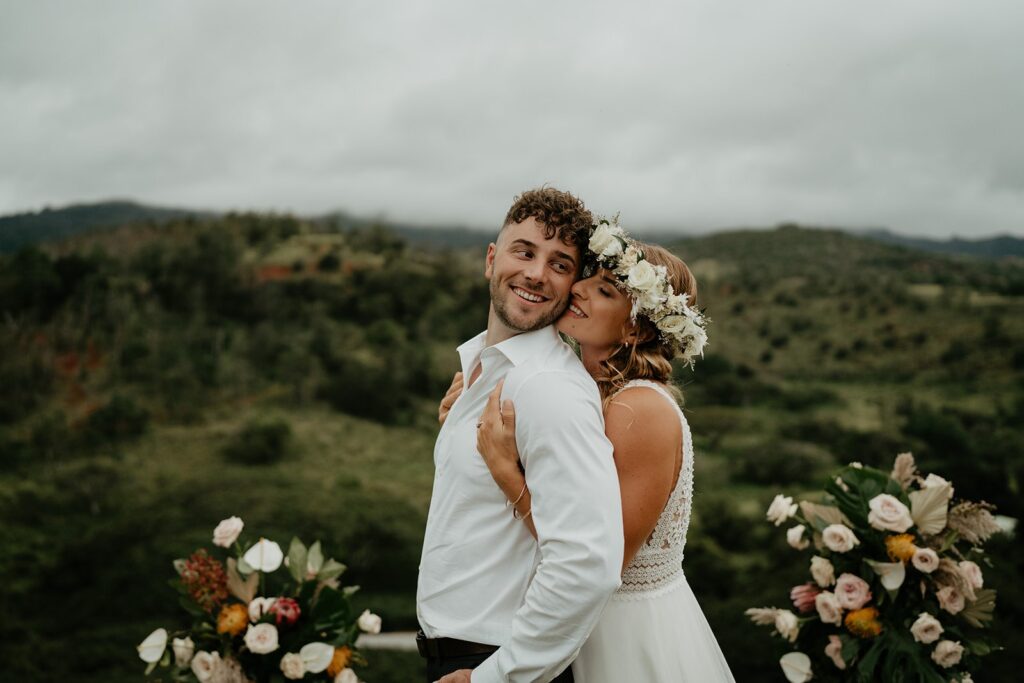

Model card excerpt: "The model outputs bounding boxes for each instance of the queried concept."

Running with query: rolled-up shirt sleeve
[472,370,624,682]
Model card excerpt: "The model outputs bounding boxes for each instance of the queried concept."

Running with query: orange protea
[217,603,249,636]
[844,606,883,638]
[885,534,917,563]
[327,646,352,677]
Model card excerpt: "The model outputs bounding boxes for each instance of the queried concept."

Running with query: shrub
[81,394,149,448]
[222,416,293,465]
[730,440,835,486]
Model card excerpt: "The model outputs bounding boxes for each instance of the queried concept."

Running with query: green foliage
[222,416,293,465]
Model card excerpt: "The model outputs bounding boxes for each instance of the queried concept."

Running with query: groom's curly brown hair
[502,187,593,252]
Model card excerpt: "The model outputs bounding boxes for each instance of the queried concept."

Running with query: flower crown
[585,216,709,366]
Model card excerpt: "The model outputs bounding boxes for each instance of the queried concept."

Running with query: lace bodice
[613,380,694,598]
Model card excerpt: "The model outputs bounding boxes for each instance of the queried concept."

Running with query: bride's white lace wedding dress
[572,380,736,682]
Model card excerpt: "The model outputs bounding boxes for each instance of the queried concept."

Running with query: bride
[440,220,735,681]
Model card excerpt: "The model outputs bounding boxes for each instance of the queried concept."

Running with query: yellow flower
[845,606,883,638]
[217,603,249,637]
[327,646,352,677]
[885,534,917,563]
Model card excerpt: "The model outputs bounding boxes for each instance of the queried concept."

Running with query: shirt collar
[456,325,561,376]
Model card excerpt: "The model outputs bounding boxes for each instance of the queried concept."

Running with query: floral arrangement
[746,453,1000,682]
[586,216,709,365]
[136,516,381,683]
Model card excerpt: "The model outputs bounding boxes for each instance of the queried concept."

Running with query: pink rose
[212,516,244,548]
[269,597,301,626]
[936,586,964,615]
[931,639,964,668]
[834,573,872,610]
[867,494,914,533]
[958,560,983,590]
[790,583,821,614]
[815,591,843,625]
[824,634,846,670]
[911,547,940,573]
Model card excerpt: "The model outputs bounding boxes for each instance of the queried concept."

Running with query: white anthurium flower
[866,559,906,591]
[299,642,335,674]
[243,538,284,573]
[780,652,813,683]
[137,628,168,663]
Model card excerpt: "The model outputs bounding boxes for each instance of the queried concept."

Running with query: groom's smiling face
[485,217,579,335]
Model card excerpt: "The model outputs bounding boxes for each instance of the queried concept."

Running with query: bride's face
[556,269,635,351]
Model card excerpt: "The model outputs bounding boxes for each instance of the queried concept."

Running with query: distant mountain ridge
[3,200,1022,259]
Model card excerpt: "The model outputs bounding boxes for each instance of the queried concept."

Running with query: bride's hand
[437,371,464,425]
[476,379,522,486]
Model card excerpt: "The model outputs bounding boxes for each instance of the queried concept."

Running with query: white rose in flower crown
[335,668,359,683]
[767,494,799,526]
[191,651,221,683]
[787,525,810,550]
[357,609,382,634]
[810,556,836,587]
[824,634,846,670]
[658,314,688,336]
[280,653,305,680]
[822,524,860,552]
[172,636,195,667]
[589,223,624,259]
[910,612,944,644]
[212,516,244,548]
[814,591,843,625]
[911,547,940,573]
[774,609,800,643]
[244,623,279,654]
[959,560,984,589]
[243,538,284,573]
[626,259,659,295]
[931,639,964,668]
[936,585,965,614]
[248,596,277,622]
[867,494,914,533]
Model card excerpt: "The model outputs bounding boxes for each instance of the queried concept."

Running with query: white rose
[910,612,944,644]
[936,586,965,614]
[779,652,813,683]
[357,609,382,634]
[589,223,624,259]
[868,494,914,533]
[626,260,659,294]
[280,653,305,680]
[137,628,167,663]
[787,525,810,550]
[335,668,360,683]
[243,623,279,655]
[810,556,836,588]
[191,651,221,683]
[931,639,964,668]
[212,516,244,548]
[248,596,277,622]
[922,473,955,499]
[172,636,195,667]
[767,494,799,526]
[300,642,335,674]
[958,560,984,589]
[822,524,860,553]
[911,547,940,573]
[774,610,800,642]
[243,538,284,573]
[814,591,843,625]
[658,314,688,336]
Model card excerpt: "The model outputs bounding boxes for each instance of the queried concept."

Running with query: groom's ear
[484,243,496,278]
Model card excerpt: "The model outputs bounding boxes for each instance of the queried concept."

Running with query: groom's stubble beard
[489,272,569,333]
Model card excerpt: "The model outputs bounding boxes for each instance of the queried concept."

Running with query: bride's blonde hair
[592,243,698,404]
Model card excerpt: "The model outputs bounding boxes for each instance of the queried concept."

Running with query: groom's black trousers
[423,647,575,682]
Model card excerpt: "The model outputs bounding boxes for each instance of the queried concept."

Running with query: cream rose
[191,651,221,683]
[212,516,244,548]
[767,494,799,526]
[280,653,305,680]
[822,524,860,553]
[357,609,382,634]
[774,610,800,643]
[589,223,624,259]
[243,538,284,573]
[936,586,965,614]
[244,623,279,655]
[335,669,359,683]
[810,556,836,588]
[834,573,872,610]
[911,547,940,573]
[248,596,277,622]
[824,634,846,670]
[815,591,843,625]
[868,494,914,533]
[931,639,964,668]
[910,612,944,644]
[172,636,195,667]
[959,560,984,589]
[626,260,659,294]
[787,525,810,550]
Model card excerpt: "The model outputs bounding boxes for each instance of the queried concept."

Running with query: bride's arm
[604,388,682,572]
[476,380,538,538]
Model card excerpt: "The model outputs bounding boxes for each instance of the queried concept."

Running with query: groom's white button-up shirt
[417,326,623,683]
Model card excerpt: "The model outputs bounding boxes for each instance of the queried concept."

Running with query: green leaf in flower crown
[287,537,308,583]
[318,558,347,581]
[909,485,950,536]
[959,588,996,627]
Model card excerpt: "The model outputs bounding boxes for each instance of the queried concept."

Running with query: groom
[416,187,624,683]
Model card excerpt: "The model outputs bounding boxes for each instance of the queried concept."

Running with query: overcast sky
[2,1,1022,237]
